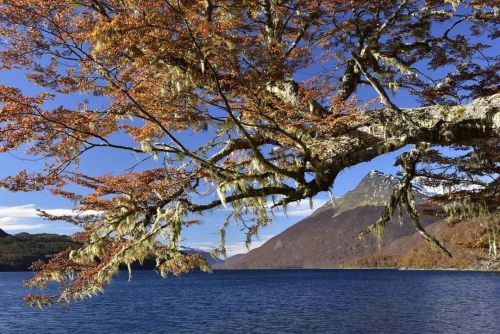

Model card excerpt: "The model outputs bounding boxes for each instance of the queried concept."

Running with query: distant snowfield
[364,170,485,196]
[412,177,485,195]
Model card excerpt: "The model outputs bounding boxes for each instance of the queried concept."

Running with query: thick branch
[317,93,500,174]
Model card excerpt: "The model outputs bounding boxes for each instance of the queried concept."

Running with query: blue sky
[0,58,441,256]
[0,66,407,254]
[0,53,411,257]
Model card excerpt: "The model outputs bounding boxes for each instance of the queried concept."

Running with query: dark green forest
[0,231,77,271]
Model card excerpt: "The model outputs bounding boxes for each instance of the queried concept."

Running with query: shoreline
[3,266,498,274]
[211,267,500,273]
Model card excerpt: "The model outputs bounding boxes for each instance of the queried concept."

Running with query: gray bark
[307,93,499,192]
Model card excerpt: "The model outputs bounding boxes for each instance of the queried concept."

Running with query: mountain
[328,170,426,217]
[354,218,493,269]
[0,228,9,237]
[215,171,490,270]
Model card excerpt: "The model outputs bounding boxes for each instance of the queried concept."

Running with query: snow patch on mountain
[412,177,484,195]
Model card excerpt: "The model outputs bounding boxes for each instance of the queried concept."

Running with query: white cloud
[0,217,13,224]
[1,223,45,230]
[0,204,95,218]
[266,198,327,217]
[224,237,272,256]
[217,197,328,218]
[0,204,90,233]
[0,215,48,232]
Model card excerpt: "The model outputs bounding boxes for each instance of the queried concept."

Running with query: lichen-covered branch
[0,0,497,305]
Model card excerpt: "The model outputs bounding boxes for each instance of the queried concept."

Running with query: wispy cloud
[224,236,274,256]
[0,204,84,233]
[266,198,327,217]
[0,204,76,218]
[0,216,51,232]
[217,197,328,218]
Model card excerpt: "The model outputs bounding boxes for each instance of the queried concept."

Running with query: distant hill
[0,233,78,271]
[0,232,221,271]
[179,246,222,266]
[214,171,492,270]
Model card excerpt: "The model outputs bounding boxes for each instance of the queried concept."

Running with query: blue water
[0,270,498,333]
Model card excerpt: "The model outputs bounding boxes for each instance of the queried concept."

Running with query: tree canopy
[0,0,498,306]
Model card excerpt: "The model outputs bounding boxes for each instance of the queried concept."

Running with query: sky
[0,59,464,255]
[0,41,414,257]
[0,66,412,255]
[1,8,494,256]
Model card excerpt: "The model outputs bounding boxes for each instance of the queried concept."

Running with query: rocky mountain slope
[215,171,491,270]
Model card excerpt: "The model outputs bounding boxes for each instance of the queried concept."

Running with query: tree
[0,0,498,306]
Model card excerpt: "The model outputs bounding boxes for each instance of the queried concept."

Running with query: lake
[0,270,498,333]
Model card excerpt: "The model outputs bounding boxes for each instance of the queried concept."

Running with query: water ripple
[0,270,498,334]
